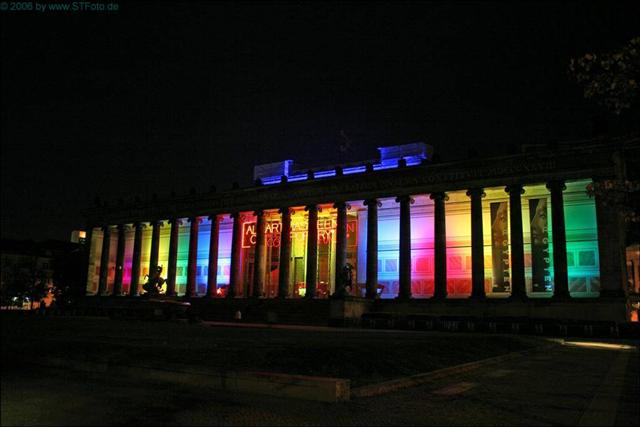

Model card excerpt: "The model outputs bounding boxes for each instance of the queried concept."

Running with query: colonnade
[91,181,573,300]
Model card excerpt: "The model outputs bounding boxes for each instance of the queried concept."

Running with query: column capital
[546,180,566,192]
[429,192,448,202]
[132,221,146,229]
[208,213,220,222]
[305,204,319,212]
[230,212,244,220]
[101,224,113,232]
[333,201,348,210]
[363,198,382,207]
[253,209,264,217]
[466,188,486,198]
[505,184,525,195]
[395,195,415,204]
[278,207,292,216]
[148,219,164,227]
[187,216,202,224]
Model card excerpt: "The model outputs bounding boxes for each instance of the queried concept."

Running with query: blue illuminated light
[314,170,337,178]
[263,177,282,185]
[287,174,307,182]
[252,142,431,186]
[373,163,397,171]
[343,165,367,175]
[405,156,424,166]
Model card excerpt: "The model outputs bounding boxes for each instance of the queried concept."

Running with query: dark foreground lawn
[2,312,539,387]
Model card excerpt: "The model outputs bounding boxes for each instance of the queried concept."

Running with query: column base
[331,289,349,299]
[551,292,571,301]
[599,289,626,298]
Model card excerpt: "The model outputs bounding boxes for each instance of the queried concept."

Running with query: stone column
[278,208,292,298]
[206,215,220,298]
[186,216,200,298]
[506,184,527,299]
[84,227,93,251]
[396,195,412,299]
[364,199,379,299]
[98,225,111,296]
[228,213,243,298]
[333,202,349,298]
[467,188,486,299]
[129,222,143,297]
[148,220,162,282]
[84,226,94,293]
[166,218,179,296]
[547,181,570,299]
[594,179,627,297]
[305,205,319,299]
[431,192,448,299]
[113,224,126,296]
[252,210,267,298]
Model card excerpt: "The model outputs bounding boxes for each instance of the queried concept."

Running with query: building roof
[83,137,639,226]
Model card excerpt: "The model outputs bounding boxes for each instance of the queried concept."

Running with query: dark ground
[1,313,638,426]
[2,313,535,386]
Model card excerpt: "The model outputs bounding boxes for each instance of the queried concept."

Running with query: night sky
[1,1,638,242]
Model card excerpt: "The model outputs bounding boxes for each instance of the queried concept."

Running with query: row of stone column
[92,180,570,300]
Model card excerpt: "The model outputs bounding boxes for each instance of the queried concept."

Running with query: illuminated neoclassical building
[83,140,639,324]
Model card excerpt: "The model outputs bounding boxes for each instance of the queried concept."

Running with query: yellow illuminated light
[562,341,637,351]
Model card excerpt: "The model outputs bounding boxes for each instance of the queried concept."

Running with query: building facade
[83,140,639,323]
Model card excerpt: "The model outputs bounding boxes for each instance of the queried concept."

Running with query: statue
[142,266,166,296]
[343,263,354,292]
[335,263,354,297]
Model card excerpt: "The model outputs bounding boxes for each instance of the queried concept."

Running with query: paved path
[2,337,637,426]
